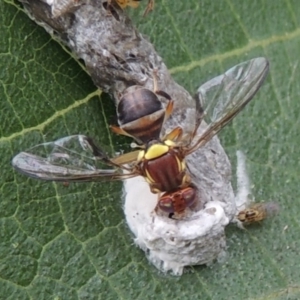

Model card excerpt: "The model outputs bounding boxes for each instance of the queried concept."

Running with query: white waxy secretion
[123,150,252,275]
[235,150,252,210]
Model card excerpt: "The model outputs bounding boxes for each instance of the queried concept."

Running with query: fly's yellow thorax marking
[181,160,186,171]
[145,169,155,184]
[175,154,186,174]
[144,144,169,160]
[164,139,175,147]
[182,174,188,185]
[175,155,182,171]
[137,150,145,162]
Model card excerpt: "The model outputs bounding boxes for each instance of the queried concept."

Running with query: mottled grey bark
[20,0,193,113]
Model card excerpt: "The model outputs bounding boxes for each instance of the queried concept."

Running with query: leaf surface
[1,0,300,299]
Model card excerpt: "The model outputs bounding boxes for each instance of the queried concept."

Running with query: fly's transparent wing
[198,57,269,124]
[187,57,269,154]
[12,135,138,182]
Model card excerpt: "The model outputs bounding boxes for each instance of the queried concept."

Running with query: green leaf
[1,0,300,299]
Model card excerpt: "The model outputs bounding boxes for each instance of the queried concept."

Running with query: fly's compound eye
[182,187,196,208]
[158,195,174,213]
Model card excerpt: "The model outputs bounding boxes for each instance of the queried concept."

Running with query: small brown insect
[237,202,280,225]
[107,0,154,15]
[110,0,141,9]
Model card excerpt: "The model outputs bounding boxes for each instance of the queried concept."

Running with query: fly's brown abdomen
[117,87,166,143]
[118,87,162,123]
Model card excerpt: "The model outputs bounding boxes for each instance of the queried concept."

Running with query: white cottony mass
[123,150,252,275]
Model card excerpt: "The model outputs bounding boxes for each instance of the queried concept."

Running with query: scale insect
[12,57,269,216]
[237,202,280,225]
